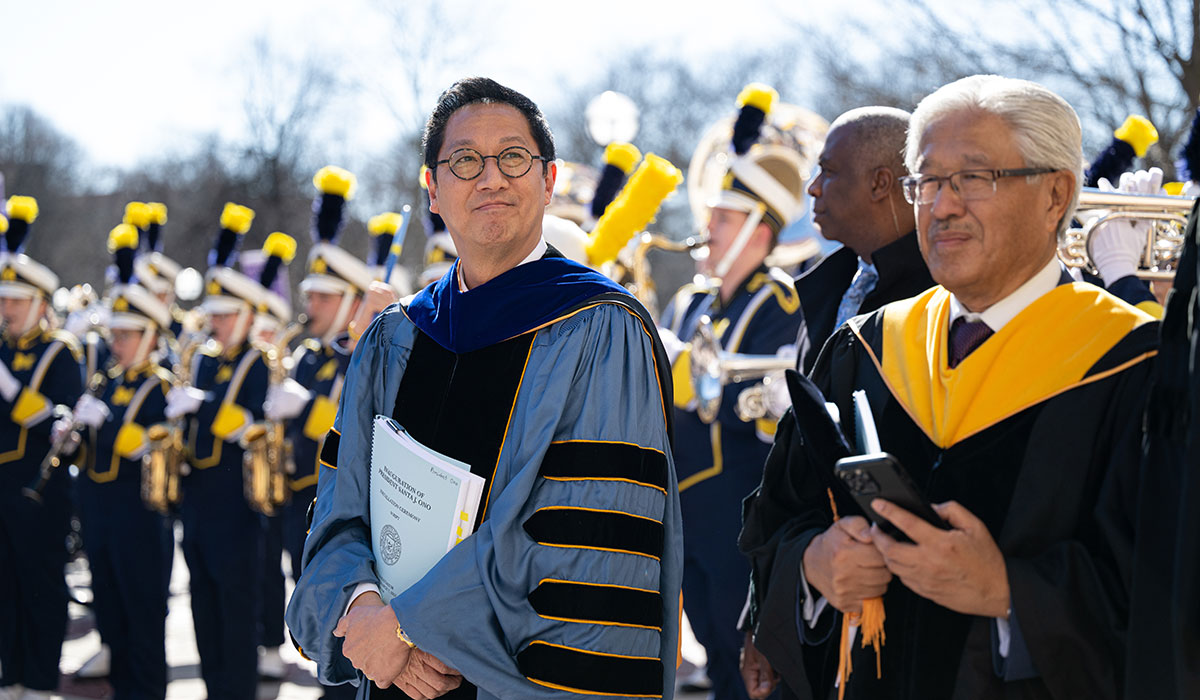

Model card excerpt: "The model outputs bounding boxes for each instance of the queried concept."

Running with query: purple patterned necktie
[948,316,994,368]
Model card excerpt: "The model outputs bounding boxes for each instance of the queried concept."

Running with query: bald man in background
[791,107,935,374]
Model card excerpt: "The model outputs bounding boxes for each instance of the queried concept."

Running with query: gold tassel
[827,488,886,698]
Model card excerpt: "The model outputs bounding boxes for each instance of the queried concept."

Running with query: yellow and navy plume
[258,232,296,292]
[123,201,152,231]
[732,83,778,156]
[1084,115,1158,188]
[586,153,683,266]
[108,223,139,285]
[5,195,39,254]
[145,202,168,252]
[211,202,254,267]
[312,166,356,245]
[591,142,641,220]
[369,212,403,267]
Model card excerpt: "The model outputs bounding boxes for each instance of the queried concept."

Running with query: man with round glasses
[741,75,1156,698]
[437,145,549,180]
[287,77,683,700]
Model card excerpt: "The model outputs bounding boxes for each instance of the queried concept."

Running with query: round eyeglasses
[901,167,1059,205]
[435,146,549,181]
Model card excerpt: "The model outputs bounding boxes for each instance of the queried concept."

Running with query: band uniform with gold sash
[167,202,270,699]
[660,84,812,700]
[0,195,86,693]
[73,223,175,698]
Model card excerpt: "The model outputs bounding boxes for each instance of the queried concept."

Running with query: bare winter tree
[548,47,802,299]
[801,0,1197,177]
[357,1,500,274]
[237,36,347,278]
[0,106,104,287]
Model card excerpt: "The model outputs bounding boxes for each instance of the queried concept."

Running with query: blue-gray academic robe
[288,257,682,700]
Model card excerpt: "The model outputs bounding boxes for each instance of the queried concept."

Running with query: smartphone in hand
[834,453,949,542]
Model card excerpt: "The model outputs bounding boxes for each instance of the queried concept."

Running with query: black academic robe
[741,284,1157,700]
[793,232,934,375]
[1124,197,1200,699]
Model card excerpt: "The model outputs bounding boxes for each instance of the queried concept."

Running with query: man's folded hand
[394,648,463,700]
[334,594,462,698]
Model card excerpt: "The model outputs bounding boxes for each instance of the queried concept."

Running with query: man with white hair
[740,75,1157,699]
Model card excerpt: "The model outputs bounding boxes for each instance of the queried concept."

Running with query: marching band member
[0,195,85,699]
[74,200,186,681]
[269,166,375,568]
[248,232,298,679]
[660,84,806,700]
[1077,116,1164,315]
[164,202,270,700]
[265,167,386,696]
[72,224,174,700]
[368,211,414,297]
[1083,114,1157,189]
[131,201,189,339]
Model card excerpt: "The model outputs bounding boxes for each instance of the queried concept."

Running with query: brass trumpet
[689,315,796,423]
[630,232,710,318]
[1059,188,1196,281]
[243,323,303,516]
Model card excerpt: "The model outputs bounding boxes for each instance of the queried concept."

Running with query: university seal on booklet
[380,524,402,565]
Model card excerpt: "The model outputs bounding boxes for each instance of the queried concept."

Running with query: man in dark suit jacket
[792,107,936,375]
[739,107,935,697]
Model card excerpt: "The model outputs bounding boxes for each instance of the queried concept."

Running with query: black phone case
[834,453,949,541]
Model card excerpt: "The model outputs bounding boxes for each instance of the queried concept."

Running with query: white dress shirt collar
[457,237,548,292]
[948,257,1064,332]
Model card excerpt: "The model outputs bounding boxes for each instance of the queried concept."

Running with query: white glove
[63,306,111,339]
[1090,168,1164,284]
[763,371,792,421]
[51,416,74,445]
[165,386,206,420]
[72,394,110,428]
[1184,181,1200,198]
[63,310,91,339]
[265,378,312,421]
[0,360,19,403]
[658,328,684,366]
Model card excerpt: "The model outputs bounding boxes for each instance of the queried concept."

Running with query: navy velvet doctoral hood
[405,253,628,354]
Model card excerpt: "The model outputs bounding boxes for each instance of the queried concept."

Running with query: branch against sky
[799,0,1197,178]
[351,1,505,270]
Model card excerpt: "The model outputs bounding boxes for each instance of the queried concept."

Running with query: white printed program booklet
[369,415,485,603]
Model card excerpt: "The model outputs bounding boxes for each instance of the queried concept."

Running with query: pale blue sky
[2,0,843,170]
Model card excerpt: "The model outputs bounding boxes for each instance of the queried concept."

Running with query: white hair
[906,75,1082,235]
